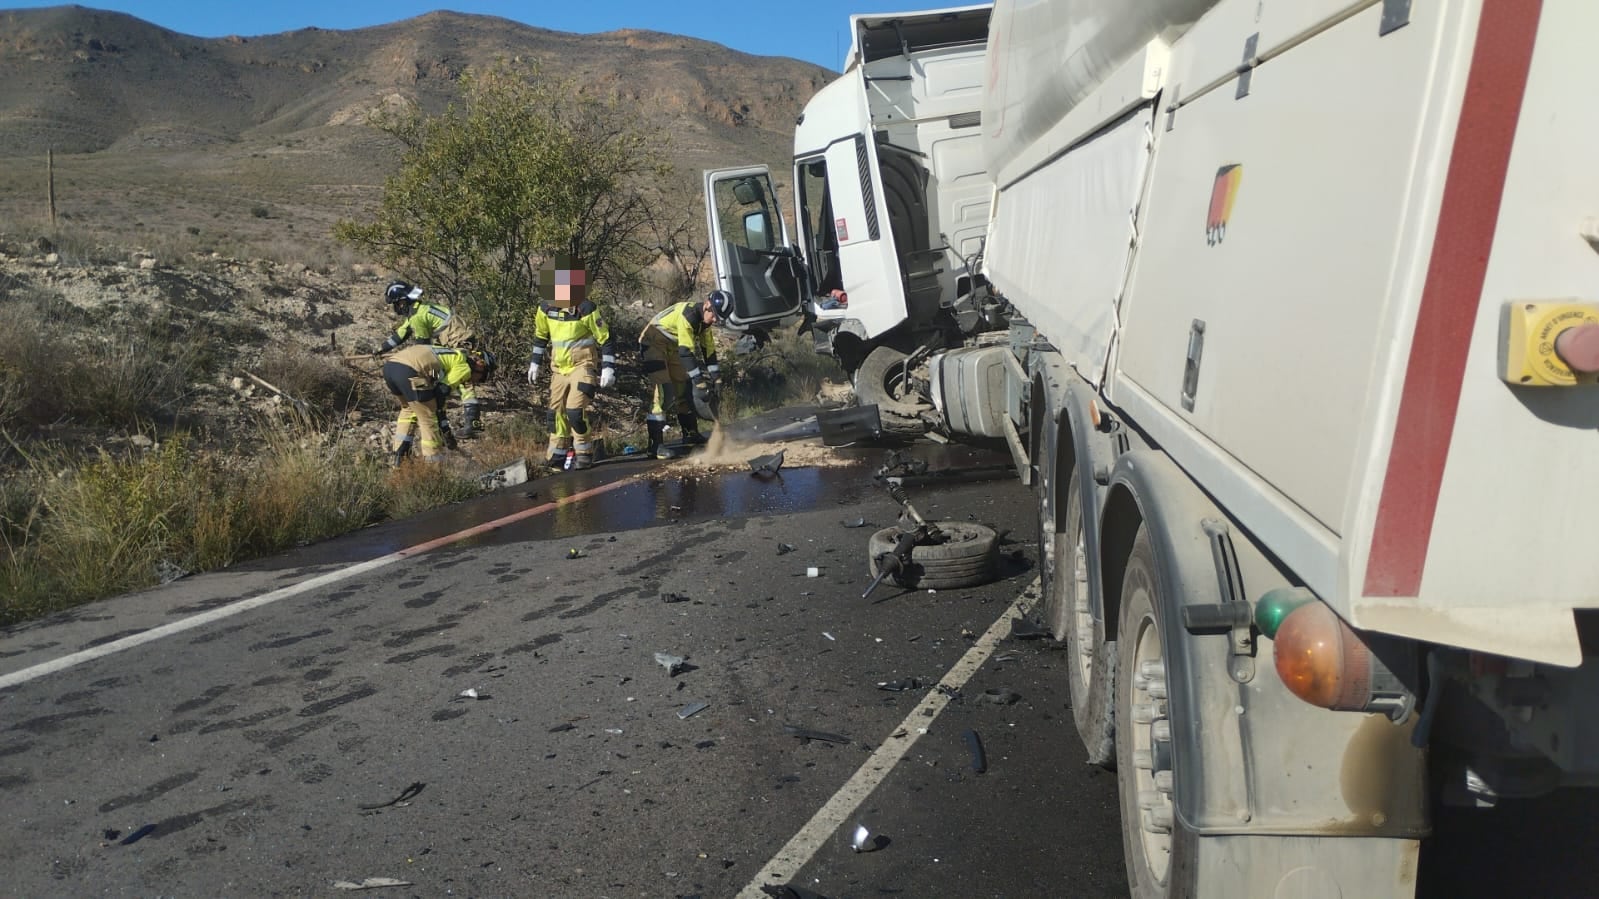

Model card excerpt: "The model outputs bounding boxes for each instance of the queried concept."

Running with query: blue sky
[1,1,957,70]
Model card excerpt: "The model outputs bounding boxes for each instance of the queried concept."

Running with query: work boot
[647,421,684,459]
[547,450,568,470]
[678,414,706,446]
[462,401,482,437]
[572,453,594,471]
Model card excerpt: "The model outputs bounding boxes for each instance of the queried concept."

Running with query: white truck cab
[703,4,994,373]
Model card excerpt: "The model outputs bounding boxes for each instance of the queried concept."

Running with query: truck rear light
[1271,601,1414,720]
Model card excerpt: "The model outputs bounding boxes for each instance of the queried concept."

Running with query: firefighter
[377,280,487,435]
[639,290,732,458]
[383,344,497,465]
[525,256,616,471]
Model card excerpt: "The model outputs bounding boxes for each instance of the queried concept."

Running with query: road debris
[777,543,797,555]
[566,548,585,560]
[1007,618,1052,640]
[118,824,156,845]
[357,782,425,811]
[841,517,870,528]
[806,567,821,577]
[852,823,883,853]
[822,632,835,641]
[963,730,988,774]
[876,677,922,692]
[548,722,576,733]
[660,591,691,604]
[332,878,414,891]
[981,689,1021,706]
[655,652,686,676]
[454,688,487,701]
[678,701,710,720]
[783,725,851,745]
[749,449,785,477]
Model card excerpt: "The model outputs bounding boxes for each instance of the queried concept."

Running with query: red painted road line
[0,476,637,691]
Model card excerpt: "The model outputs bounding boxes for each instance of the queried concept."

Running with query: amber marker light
[1271,600,1374,711]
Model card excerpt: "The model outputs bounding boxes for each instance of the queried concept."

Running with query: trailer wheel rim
[1129,603,1173,881]
[1063,482,1093,693]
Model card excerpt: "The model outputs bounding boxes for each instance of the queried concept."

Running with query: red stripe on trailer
[1364,0,1544,597]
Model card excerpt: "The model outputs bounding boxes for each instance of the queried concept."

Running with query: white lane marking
[0,479,637,691]
[737,579,1041,897]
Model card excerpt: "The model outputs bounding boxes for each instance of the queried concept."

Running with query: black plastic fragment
[783,725,851,744]
[963,729,987,774]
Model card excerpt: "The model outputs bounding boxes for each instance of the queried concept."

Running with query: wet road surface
[3,430,1596,898]
[0,442,1127,897]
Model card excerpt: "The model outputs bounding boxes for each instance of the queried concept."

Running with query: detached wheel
[867,522,1000,589]
[1039,465,1115,767]
[1117,526,1196,898]
[854,346,932,440]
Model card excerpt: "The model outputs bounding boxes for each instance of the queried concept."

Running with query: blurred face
[538,255,587,306]
[700,303,717,326]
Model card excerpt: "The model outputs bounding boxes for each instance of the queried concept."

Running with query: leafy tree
[335,62,672,350]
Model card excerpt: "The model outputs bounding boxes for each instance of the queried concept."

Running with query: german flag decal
[1206,164,1242,246]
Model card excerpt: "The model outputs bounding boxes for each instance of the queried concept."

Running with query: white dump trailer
[707,2,1599,895]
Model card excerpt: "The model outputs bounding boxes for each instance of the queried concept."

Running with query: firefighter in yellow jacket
[526,256,616,471]
[383,344,497,465]
[378,280,486,434]
[639,290,732,459]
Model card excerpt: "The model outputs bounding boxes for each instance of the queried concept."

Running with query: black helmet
[473,349,498,380]
[385,280,423,312]
[705,289,734,322]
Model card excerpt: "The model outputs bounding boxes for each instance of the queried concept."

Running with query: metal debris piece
[332,878,415,891]
[963,730,988,774]
[841,517,869,528]
[357,782,425,811]
[660,591,691,604]
[822,632,835,641]
[777,543,796,555]
[852,823,880,853]
[783,725,851,744]
[455,688,487,701]
[876,678,922,692]
[678,701,710,720]
[749,449,785,477]
[1008,618,1051,640]
[655,652,686,676]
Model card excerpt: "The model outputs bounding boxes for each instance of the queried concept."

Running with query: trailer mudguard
[1105,448,1428,837]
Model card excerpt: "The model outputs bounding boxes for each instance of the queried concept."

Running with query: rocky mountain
[0,5,831,259]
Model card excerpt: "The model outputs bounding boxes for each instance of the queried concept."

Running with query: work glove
[526,362,541,385]
[440,421,459,450]
[599,367,616,389]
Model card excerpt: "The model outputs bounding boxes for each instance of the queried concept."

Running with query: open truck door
[703,166,805,328]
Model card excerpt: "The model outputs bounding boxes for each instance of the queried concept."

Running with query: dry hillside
[0,5,830,261]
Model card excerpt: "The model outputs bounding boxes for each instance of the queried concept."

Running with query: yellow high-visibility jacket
[390,344,477,399]
[384,303,475,352]
[531,301,615,374]
[644,302,718,378]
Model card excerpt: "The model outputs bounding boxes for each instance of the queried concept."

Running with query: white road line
[0,478,636,692]
[737,579,1042,898]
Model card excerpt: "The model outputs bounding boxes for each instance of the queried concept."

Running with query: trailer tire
[1117,526,1197,899]
[1040,466,1115,767]
[854,346,933,439]
[867,522,1000,589]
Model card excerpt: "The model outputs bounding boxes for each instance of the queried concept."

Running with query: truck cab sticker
[835,217,849,242]
[1206,164,1242,246]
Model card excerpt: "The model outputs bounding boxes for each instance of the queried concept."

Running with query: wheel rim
[1064,485,1093,691]
[1129,603,1173,881]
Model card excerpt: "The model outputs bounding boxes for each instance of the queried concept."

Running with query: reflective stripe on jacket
[643,302,717,376]
[531,301,615,373]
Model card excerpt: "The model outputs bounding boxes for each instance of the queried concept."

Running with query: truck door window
[799,158,842,296]
[714,177,777,255]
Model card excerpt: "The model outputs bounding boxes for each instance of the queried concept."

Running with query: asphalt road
[0,442,1128,898]
[6,432,1595,899]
